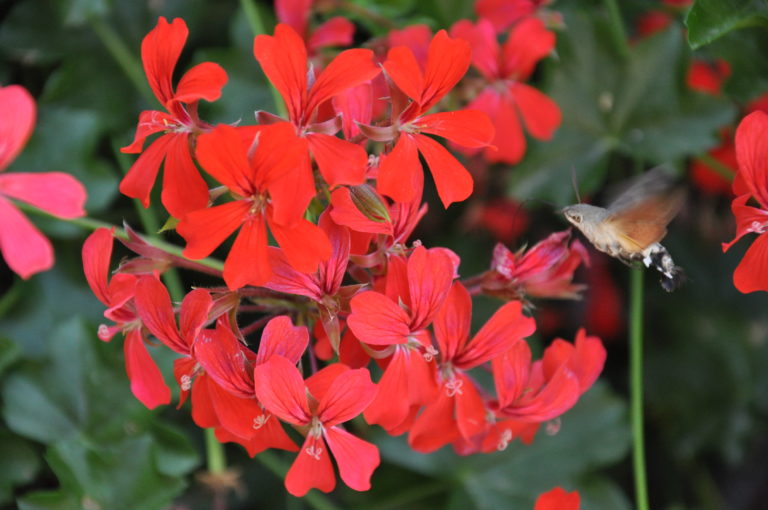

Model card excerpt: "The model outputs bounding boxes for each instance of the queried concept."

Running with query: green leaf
[0,337,20,377]
[685,0,768,49]
[0,430,41,505]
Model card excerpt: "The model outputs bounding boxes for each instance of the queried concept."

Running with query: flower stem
[696,153,735,182]
[239,0,288,118]
[205,428,227,474]
[603,0,630,59]
[256,451,340,510]
[88,15,154,104]
[630,266,649,510]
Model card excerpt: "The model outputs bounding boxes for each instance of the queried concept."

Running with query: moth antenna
[570,166,582,204]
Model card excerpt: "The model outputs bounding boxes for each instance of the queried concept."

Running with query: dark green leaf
[685,0,768,49]
[0,430,41,505]
[0,337,20,377]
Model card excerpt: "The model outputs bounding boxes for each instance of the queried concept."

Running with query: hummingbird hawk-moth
[561,168,685,292]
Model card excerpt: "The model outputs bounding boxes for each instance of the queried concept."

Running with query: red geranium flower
[176,123,331,289]
[82,228,170,409]
[723,110,768,293]
[408,282,536,452]
[686,58,731,96]
[451,17,560,164]
[475,0,556,33]
[253,356,380,496]
[275,0,354,55]
[0,85,86,279]
[534,487,581,510]
[253,23,380,212]
[367,30,495,208]
[120,17,228,218]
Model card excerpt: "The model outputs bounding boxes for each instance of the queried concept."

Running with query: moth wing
[605,189,685,250]
[605,167,677,212]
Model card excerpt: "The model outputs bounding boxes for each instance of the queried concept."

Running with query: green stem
[630,267,649,510]
[256,451,340,510]
[89,16,154,104]
[366,480,448,510]
[17,204,224,272]
[696,153,735,182]
[603,0,630,59]
[205,428,227,474]
[239,0,288,118]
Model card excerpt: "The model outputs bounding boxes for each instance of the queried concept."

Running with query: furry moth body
[561,169,685,292]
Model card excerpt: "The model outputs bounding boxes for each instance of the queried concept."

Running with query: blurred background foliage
[0,0,767,509]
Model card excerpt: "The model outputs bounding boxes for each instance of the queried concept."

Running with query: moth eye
[571,214,582,224]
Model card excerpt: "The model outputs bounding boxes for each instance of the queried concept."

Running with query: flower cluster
[82,13,604,498]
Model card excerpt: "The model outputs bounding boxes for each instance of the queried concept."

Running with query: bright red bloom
[347,246,456,431]
[686,59,731,96]
[690,130,737,195]
[120,17,227,218]
[493,329,605,422]
[193,316,308,452]
[723,111,768,293]
[0,85,86,279]
[475,0,554,32]
[371,30,494,208]
[408,282,536,452]
[253,23,380,210]
[176,123,331,289]
[253,356,380,496]
[451,18,560,164]
[387,25,433,65]
[635,11,673,39]
[133,276,212,411]
[534,487,581,510]
[82,228,170,409]
[483,229,589,300]
[275,0,354,55]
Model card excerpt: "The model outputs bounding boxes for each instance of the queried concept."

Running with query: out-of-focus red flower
[275,0,354,55]
[534,487,581,510]
[362,30,494,208]
[483,229,589,300]
[253,356,380,496]
[387,24,432,65]
[584,255,624,339]
[451,18,560,164]
[686,59,731,96]
[493,329,605,422]
[347,247,457,431]
[690,129,737,195]
[82,228,170,409]
[663,0,692,7]
[0,85,86,279]
[176,123,332,290]
[120,17,227,218]
[723,111,768,293]
[475,0,556,33]
[635,11,673,39]
[465,197,529,243]
[408,282,535,452]
[747,92,768,113]
[253,23,380,211]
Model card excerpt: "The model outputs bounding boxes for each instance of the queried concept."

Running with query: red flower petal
[323,427,380,491]
[733,230,768,293]
[82,228,114,304]
[268,214,332,275]
[420,30,472,112]
[458,300,536,369]
[225,214,271,289]
[471,88,526,164]
[735,111,768,208]
[134,276,187,354]
[329,187,394,236]
[408,389,461,452]
[0,197,52,279]
[723,195,768,251]
[0,85,35,172]
[363,349,411,430]
[124,328,171,409]
[318,368,377,426]
[206,378,263,440]
[160,133,209,218]
[307,133,367,187]
[413,133,473,208]
[377,134,423,204]
[285,435,336,497]
[535,487,581,510]
[333,83,373,139]
[142,17,188,105]
[318,211,351,295]
[306,48,379,117]
[255,316,309,366]
[476,0,538,33]
[511,82,561,141]
[0,172,86,218]
[347,291,412,345]
[195,125,255,197]
[178,200,250,259]
[407,246,456,331]
[119,133,174,208]
[179,288,213,346]
[275,0,311,37]
[120,110,173,154]
[417,109,494,149]
[266,147,316,227]
[253,355,312,426]
[501,18,555,81]
[383,46,425,107]
[193,326,255,398]
[433,282,472,361]
[308,17,355,52]
[450,19,500,81]
[253,24,308,124]
[265,247,323,300]
[455,374,488,440]
[174,61,228,104]
[191,374,219,429]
